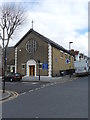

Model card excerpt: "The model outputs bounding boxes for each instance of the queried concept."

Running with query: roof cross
[32,20,34,29]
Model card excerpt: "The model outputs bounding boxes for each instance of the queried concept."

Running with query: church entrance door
[29,65,35,76]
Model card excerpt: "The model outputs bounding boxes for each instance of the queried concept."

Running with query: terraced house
[7,29,74,77]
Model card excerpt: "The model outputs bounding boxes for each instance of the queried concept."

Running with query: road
[2,76,88,118]
[4,81,49,94]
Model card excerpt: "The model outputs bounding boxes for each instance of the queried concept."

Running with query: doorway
[29,65,35,76]
[27,59,36,76]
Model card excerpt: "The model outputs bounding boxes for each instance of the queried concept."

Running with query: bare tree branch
[0,3,25,47]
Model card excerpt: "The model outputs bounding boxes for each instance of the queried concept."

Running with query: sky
[0,0,89,56]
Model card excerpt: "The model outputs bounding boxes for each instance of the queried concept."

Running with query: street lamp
[69,42,73,51]
[69,42,73,78]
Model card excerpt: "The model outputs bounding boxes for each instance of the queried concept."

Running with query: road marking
[35,88,40,91]
[37,88,40,90]
[41,86,45,88]
[45,84,50,87]
[0,91,19,103]
[20,92,26,96]
[50,83,54,86]
[32,82,38,85]
[29,89,34,92]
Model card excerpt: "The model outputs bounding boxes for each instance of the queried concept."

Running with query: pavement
[0,75,75,102]
[0,90,11,101]
[22,75,75,83]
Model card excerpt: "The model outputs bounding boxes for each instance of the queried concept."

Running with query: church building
[12,28,74,77]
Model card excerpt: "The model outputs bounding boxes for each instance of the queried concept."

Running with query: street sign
[42,63,48,70]
[66,59,70,64]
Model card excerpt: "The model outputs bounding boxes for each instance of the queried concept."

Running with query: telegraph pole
[69,42,73,78]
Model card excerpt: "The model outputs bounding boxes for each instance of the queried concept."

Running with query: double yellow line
[0,91,19,103]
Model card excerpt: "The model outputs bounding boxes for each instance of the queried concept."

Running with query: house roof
[14,29,73,56]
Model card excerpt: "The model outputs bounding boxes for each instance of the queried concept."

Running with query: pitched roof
[14,29,73,55]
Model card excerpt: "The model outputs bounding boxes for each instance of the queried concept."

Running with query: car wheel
[10,78,13,82]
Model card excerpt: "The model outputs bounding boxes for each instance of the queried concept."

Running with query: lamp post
[69,42,73,51]
[69,42,73,78]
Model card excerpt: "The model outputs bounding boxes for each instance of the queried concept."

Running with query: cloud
[25,0,88,54]
[0,0,89,56]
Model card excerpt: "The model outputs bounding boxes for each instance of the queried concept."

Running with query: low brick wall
[52,69,75,77]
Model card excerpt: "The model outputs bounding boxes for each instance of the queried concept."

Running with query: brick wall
[16,32,48,76]
[52,47,74,76]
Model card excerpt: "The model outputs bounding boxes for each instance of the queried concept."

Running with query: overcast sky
[0,0,89,56]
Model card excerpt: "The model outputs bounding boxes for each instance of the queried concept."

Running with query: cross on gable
[32,20,34,29]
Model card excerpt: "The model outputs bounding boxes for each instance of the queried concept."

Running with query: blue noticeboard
[42,63,48,70]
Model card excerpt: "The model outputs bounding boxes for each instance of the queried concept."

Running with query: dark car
[4,73,22,82]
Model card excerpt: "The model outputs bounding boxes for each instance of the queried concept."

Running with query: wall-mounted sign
[55,58,58,62]
[42,63,48,70]
[66,59,70,64]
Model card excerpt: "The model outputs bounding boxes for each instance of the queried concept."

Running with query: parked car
[4,73,22,82]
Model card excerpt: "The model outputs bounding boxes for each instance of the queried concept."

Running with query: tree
[0,3,25,93]
[0,3,25,47]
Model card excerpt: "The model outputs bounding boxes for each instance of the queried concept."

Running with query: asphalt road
[2,76,88,118]
[4,81,50,94]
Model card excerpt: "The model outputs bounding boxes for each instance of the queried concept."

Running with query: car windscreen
[15,73,21,76]
[7,73,14,76]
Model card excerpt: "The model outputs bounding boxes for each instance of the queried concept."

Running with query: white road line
[50,83,54,86]
[32,82,38,85]
[29,89,34,92]
[20,92,26,96]
[45,84,50,87]
[35,88,39,90]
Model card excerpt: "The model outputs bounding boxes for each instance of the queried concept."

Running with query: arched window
[26,39,37,53]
